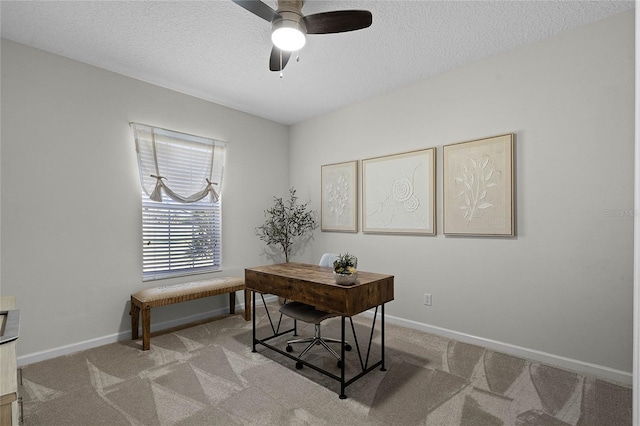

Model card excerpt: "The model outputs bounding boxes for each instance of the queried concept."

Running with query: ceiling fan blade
[269,46,291,72]
[232,0,281,23]
[303,10,372,34]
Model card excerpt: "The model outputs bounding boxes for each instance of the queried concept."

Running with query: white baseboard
[16,296,274,367]
[18,296,631,386]
[359,310,632,386]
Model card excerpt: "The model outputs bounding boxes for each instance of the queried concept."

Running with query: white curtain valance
[132,123,227,204]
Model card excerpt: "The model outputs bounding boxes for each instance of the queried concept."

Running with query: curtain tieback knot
[150,175,166,202]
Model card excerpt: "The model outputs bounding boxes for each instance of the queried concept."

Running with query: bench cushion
[132,277,245,307]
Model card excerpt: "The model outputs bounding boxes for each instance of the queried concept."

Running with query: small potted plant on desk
[333,253,358,285]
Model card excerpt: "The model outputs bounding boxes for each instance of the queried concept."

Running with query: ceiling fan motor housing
[272,0,307,51]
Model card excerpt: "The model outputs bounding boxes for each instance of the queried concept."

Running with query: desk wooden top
[245,262,394,316]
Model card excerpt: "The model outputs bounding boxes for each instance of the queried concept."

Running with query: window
[132,123,226,280]
[141,196,221,279]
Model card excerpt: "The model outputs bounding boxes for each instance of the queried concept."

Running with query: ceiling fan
[232,0,372,72]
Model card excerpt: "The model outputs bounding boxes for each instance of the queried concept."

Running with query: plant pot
[333,271,357,285]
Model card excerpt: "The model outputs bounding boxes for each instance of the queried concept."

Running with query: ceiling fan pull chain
[279,50,284,78]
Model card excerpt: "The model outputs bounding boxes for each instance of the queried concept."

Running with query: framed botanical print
[362,148,436,235]
[443,133,515,236]
[321,160,358,232]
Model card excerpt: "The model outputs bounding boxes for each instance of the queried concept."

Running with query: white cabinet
[0,296,19,426]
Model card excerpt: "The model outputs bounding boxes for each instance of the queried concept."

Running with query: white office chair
[279,253,356,369]
[317,253,341,269]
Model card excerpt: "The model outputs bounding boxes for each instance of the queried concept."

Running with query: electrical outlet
[424,293,432,306]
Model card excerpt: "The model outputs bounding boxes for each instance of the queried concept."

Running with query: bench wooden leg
[142,306,151,351]
[229,292,236,315]
[244,288,251,321]
[130,298,140,340]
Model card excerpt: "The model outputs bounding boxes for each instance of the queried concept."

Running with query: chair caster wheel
[337,360,343,368]
[295,361,303,370]
[286,345,293,352]
[345,344,352,351]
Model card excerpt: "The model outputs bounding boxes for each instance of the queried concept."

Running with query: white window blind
[142,197,221,279]
[132,123,227,280]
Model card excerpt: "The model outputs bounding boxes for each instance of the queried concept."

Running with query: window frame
[131,122,226,282]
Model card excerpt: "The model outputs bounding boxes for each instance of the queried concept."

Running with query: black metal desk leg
[339,315,347,399]
[252,290,257,353]
[380,303,386,371]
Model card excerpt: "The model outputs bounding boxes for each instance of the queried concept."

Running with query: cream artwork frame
[321,160,358,232]
[362,148,436,235]
[443,133,515,236]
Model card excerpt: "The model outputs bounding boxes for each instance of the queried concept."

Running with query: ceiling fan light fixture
[272,19,306,52]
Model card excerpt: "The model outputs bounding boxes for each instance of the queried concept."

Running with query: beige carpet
[19,303,631,425]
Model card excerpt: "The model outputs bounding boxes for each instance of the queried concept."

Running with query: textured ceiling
[1,1,634,125]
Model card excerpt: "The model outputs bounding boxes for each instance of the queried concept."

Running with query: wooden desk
[245,262,394,399]
[245,262,393,316]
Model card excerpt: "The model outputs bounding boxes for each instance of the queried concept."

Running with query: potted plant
[333,253,358,285]
[256,187,318,263]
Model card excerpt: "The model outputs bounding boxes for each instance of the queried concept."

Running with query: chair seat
[279,302,337,324]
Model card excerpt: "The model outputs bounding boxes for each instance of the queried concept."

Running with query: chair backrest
[318,253,357,268]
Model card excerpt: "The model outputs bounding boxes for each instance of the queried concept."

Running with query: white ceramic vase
[333,271,357,285]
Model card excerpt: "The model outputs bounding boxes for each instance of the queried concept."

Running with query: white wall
[0,10,635,383]
[0,40,290,359]
[290,11,635,379]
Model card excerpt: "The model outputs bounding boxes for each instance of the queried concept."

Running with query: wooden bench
[130,277,250,350]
